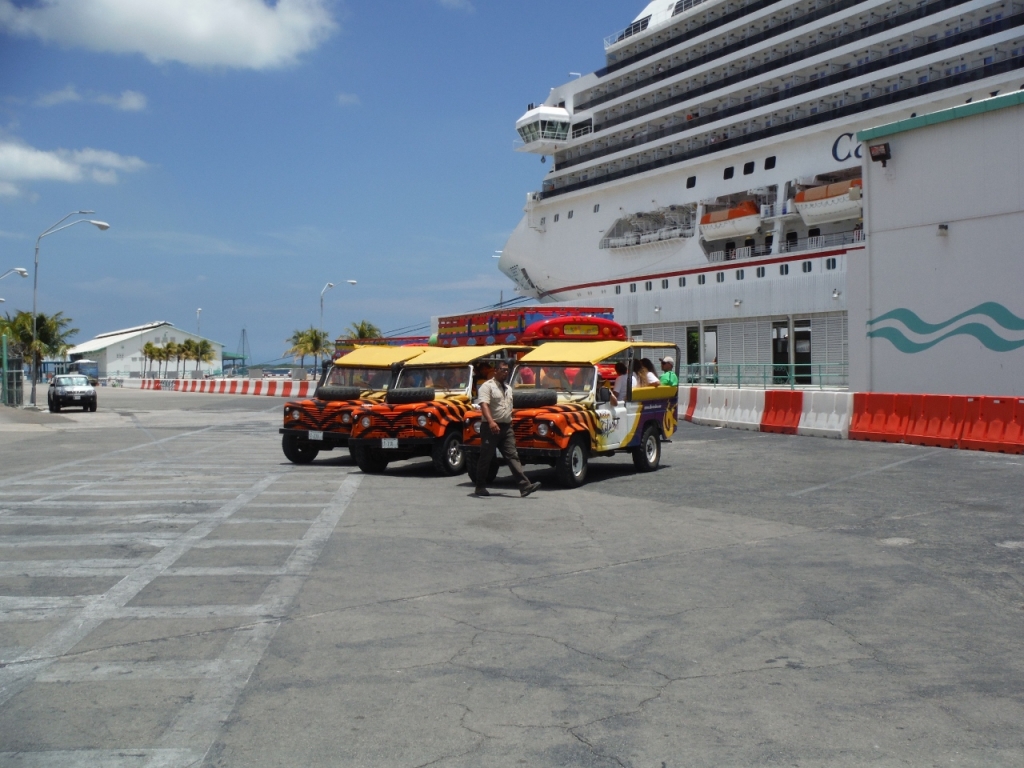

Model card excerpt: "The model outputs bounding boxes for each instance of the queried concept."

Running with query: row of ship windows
[544,155,778,224]
[613,258,838,293]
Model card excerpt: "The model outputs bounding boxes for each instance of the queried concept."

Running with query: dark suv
[48,374,97,412]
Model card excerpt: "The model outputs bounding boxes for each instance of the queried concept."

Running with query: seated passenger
[611,362,636,406]
[640,358,661,386]
[633,359,659,387]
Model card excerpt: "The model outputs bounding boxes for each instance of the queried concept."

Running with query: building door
[686,326,700,382]
[772,322,790,383]
[703,326,718,383]
[794,320,811,384]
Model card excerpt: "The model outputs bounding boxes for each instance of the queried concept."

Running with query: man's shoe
[473,487,491,497]
[520,482,541,498]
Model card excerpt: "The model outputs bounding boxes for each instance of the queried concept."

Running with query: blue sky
[0,0,634,363]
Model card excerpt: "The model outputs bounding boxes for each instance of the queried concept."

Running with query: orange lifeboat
[794,179,863,226]
[699,200,762,240]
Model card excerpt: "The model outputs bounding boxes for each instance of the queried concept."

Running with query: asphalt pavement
[1,389,1022,767]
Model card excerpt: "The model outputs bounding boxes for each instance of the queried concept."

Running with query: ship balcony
[515,105,571,155]
[708,230,865,262]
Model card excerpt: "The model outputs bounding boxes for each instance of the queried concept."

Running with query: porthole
[686,176,696,188]
[615,285,622,294]
[826,257,837,270]
[679,277,686,287]
[661,279,669,289]
[764,156,776,170]
[756,266,766,278]
[736,269,745,280]
[553,213,560,222]
[697,274,706,285]
[567,210,574,219]
[743,161,755,175]
[723,166,735,180]
[629,283,637,293]
[645,281,653,291]
[716,272,725,283]
[780,264,790,276]
[802,261,812,273]
[593,204,600,213]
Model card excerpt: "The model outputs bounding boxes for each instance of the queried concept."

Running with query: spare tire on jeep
[385,387,435,405]
[513,388,558,409]
[316,386,363,402]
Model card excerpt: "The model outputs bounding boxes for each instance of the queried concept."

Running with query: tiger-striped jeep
[279,345,427,465]
[463,341,680,487]
[347,345,528,475]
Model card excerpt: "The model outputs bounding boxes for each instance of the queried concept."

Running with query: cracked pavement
[2,390,1024,766]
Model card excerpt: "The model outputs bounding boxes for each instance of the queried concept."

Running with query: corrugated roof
[858,90,1024,141]
[95,321,171,339]
[69,323,224,355]
[520,340,678,364]
[403,345,529,366]
[334,346,428,367]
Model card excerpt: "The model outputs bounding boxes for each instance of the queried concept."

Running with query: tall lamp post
[196,308,202,335]
[319,282,334,377]
[31,212,110,407]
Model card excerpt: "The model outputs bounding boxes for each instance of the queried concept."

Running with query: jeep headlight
[472,421,482,434]
[290,410,300,420]
[417,414,428,428]
[537,422,550,437]
[342,413,352,424]
[57,387,67,395]
[360,416,372,429]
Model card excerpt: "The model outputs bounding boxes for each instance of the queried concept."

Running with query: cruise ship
[499,0,1024,383]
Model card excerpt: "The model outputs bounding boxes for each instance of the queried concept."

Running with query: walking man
[475,360,541,498]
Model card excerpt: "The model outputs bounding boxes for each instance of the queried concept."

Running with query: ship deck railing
[706,230,865,262]
[683,362,849,389]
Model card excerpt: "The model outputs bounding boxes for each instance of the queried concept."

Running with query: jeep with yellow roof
[279,345,427,464]
[462,341,679,487]
[347,345,527,475]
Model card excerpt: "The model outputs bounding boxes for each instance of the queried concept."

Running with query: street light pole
[196,308,202,335]
[30,212,110,407]
[319,282,334,376]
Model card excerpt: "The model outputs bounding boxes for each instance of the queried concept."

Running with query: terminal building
[68,322,224,379]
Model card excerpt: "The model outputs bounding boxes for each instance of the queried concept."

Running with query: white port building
[68,322,224,379]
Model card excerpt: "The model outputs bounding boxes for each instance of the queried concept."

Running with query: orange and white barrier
[797,391,852,439]
[133,378,314,398]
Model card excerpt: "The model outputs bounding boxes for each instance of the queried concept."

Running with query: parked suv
[48,374,97,412]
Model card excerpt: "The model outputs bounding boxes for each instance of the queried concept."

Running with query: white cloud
[0,0,336,70]
[336,92,360,106]
[0,138,147,196]
[438,0,474,10]
[36,85,148,111]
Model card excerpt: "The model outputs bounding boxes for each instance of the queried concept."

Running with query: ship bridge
[515,105,571,155]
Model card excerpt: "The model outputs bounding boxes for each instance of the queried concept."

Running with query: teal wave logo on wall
[867,302,1024,353]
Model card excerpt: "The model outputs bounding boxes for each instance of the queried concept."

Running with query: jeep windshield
[511,365,595,397]
[396,366,470,394]
[55,376,90,387]
[325,367,391,390]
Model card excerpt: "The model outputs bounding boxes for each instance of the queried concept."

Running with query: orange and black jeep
[279,346,426,464]
[347,345,527,475]
[463,341,680,487]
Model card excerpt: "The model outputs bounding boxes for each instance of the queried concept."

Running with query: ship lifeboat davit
[699,200,761,240]
[794,179,863,226]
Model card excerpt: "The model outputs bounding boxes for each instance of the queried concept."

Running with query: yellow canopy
[334,346,428,368]
[519,341,676,365]
[402,345,529,366]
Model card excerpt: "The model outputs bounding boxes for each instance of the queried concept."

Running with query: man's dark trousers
[478,422,531,489]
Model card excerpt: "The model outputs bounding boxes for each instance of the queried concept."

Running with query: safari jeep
[347,345,527,475]
[463,341,680,487]
[279,345,426,464]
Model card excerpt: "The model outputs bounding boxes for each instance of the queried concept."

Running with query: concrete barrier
[797,391,853,439]
[727,388,765,431]
[134,378,313,399]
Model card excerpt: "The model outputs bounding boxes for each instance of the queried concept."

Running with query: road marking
[37,660,249,683]
[0,748,198,767]
[789,450,941,496]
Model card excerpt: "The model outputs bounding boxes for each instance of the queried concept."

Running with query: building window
[698,274,706,285]
[593,204,600,213]
[553,213,560,222]
[679,277,686,287]
[615,285,621,294]
[716,272,725,283]
[756,266,766,277]
[661,279,669,289]
[629,283,637,293]
[723,166,735,180]
[686,176,696,188]
[645,281,653,291]
[826,257,837,270]
[743,161,755,175]
[736,269,745,280]
[764,156,776,170]
[540,217,546,226]
[567,210,574,219]
[802,261,812,273]
[780,264,790,275]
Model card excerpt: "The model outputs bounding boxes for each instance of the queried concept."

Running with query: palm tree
[164,341,181,378]
[307,327,332,374]
[194,339,214,372]
[142,341,157,378]
[285,329,312,369]
[1,310,79,377]
[155,345,169,378]
[180,339,198,375]
[345,320,382,340]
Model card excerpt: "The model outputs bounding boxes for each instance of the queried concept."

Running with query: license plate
[309,431,323,441]
[73,395,81,400]
[381,438,399,449]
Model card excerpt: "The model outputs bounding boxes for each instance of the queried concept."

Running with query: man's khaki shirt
[478,378,514,423]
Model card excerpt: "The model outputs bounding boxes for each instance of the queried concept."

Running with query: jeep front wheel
[432,430,465,475]
[632,424,661,472]
[282,435,319,465]
[556,434,589,488]
[351,445,389,474]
